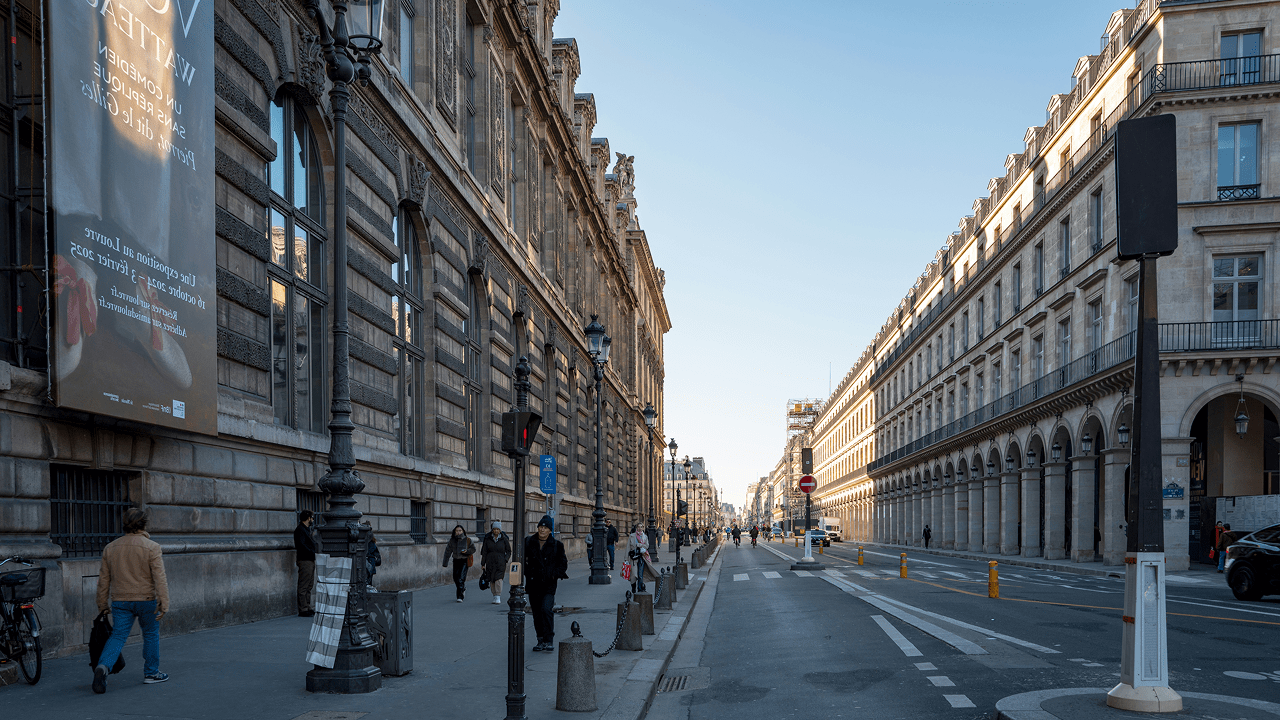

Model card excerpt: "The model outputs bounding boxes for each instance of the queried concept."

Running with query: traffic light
[801,448,813,475]
[677,499,688,517]
[501,410,542,456]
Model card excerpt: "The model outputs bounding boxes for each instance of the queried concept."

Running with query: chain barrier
[590,590,631,658]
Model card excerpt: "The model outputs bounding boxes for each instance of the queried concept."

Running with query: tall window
[1090,188,1104,252]
[947,389,955,423]
[1011,348,1022,388]
[1089,301,1104,352]
[1032,335,1044,378]
[961,312,969,352]
[392,210,425,457]
[977,297,985,338]
[992,361,1002,398]
[976,372,984,408]
[1217,123,1259,198]
[1057,318,1071,367]
[1213,255,1261,332]
[268,98,327,432]
[1034,242,1045,295]
[1012,264,1023,310]
[994,282,1003,325]
[399,1,415,86]
[1221,31,1262,85]
[948,324,955,362]
[1059,217,1071,278]
[926,343,932,376]
[464,278,486,469]
[1126,276,1139,334]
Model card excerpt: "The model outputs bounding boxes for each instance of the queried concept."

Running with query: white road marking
[944,695,976,708]
[1166,595,1280,619]
[1069,658,1089,662]
[855,570,879,578]
[871,614,922,657]
[942,571,970,579]
[927,676,955,687]
[880,570,900,576]
[875,596,1061,654]
[860,595,988,655]
[761,571,781,579]
[794,570,814,577]
[917,571,938,579]
[914,662,936,671]
[733,573,748,581]
[1164,575,1208,584]
[825,569,846,576]
[1084,663,1104,667]
[862,550,955,567]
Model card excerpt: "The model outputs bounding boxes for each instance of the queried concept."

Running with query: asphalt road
[651,539,1280,719]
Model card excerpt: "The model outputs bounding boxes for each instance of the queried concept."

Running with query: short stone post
[556,622,597,712]
[634,591,655,635]
[654,569,673,610]
[616,591,643,651]
[676,562,689,589]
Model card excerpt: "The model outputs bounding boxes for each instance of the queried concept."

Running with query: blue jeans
[99,600,160,677]
[1218,551,1226,571]
[607,544,615,568]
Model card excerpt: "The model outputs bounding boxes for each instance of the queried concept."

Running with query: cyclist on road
[731,525,741,546]
[749,525,759,547]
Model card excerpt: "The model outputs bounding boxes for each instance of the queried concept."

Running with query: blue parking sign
[539,455,557,494]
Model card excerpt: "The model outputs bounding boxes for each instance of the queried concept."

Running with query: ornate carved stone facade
[0,0,670,657]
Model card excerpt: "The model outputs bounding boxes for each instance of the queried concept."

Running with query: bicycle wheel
[15,610,41,684]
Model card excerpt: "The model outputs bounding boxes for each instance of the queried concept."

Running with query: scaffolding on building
[786,398,822,439]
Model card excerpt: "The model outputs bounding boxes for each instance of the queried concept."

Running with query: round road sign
[799,475,816,494]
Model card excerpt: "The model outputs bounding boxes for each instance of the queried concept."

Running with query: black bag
[88,611,126,675]
[478,575,489,591]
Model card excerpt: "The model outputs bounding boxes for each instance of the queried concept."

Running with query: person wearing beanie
[525,515,568,651]
[481,520,511,604]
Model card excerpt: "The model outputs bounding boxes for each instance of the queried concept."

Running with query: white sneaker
[456,598,463,603]
[492,596,502,604]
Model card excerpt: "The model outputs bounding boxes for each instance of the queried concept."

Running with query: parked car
[770,527,784,539]
[804,529,831,547]
[826,530,842,543]
[1224,523,1280,601]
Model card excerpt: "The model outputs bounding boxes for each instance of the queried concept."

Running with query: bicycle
[0,556,44,684]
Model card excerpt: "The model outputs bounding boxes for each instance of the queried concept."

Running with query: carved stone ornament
[408,155,430,208]
[295,26,327,105]
[515,283,530,318]
[546,321,559,351]
[469,233,490,278]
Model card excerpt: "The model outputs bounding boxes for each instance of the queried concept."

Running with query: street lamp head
[1051,441,1062,463]
[347,0,385,52]
[1005,454,1015,473]
[986,460,996,476]
[683,457,692,472]
[1026,448,1038,468]
[1082,433,1093,454]
[1117,423,1130,447]
[583,315,607,358]
[599,335,612,365]
[668,438,677,458]
[643,403,657,428]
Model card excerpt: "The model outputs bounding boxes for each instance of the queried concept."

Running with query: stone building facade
[808,0,1280,571]
[0,0,669,657]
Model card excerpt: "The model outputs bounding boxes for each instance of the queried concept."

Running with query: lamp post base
[306,648,382,694]
[1105,683,1183,713]
[588,572,613,585]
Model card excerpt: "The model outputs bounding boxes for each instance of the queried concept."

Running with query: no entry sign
[799,475,816,494]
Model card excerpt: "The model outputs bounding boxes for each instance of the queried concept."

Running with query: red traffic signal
[501,410,542,456]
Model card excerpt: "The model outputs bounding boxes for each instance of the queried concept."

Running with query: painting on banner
[47,0,216,434]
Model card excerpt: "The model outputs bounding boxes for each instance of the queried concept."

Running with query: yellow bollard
[988,560,999,598]
[858,546,864,565]
[795,536,798,547]
[819,543,823,555]
[899,552,908,578]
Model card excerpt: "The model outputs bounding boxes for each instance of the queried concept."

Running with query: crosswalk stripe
[794,570,814,577]
[927,676,955,687]
[871,615,922,657]
[880,570,899,576]
[825,569,846,576]
[855,570,878,578]
[762,571,781,579]
[918,571,937,579]
[733,573,748,581]
[944,695,975,708]
[943,571,969,579]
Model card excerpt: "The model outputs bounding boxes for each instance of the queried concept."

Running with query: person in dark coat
[366,532,382,589]
[442,524,475,602]
[481,520,512,604]
[525,515,568,652]
[923,524,932,549]
[605,518,619,570]
[293,510,318,616]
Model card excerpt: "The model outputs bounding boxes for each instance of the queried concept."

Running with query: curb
[599,542,720,720]
[995,687,1280,719]
[0,661,19,687]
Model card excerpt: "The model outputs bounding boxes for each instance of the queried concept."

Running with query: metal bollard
[858,546,864,565]
[988,560,999,598]
[556,622,598,712]
[900,552,908,578]
[616,592,643,651]
[819,542,823,555]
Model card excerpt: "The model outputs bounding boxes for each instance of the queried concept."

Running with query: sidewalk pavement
[860,542,1222,581]
[996,687,1280,719]
[3,540,722,720]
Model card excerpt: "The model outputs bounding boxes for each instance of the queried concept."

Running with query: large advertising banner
[48,0,216,434]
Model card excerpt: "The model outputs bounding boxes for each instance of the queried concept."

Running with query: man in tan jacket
[93,507,170,693]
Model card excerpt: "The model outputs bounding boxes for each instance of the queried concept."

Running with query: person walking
[605,518,619,570]
[93,508,170,693]
[442,524,475,602]
[628,523,652,594]
[294,510,318,617]
[923,524,932,549]
[366,532,382,590]
[481,520,511,604]
[1216,523,1236,572]
[526,515,568,652]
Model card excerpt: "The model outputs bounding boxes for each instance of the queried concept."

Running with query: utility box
[368,590,413,676]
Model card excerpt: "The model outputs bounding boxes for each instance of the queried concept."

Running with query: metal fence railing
[50,466,133,558]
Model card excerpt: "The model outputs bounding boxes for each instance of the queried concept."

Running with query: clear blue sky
[555,0,1127,511]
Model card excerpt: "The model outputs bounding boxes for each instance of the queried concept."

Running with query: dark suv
[1225,523,1280,601]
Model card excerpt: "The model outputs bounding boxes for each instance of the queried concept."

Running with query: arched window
[464,277,485,470]
[267,97,327,432]
[392,209,424,456]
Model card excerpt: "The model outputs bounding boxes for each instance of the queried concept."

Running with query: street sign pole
[792,476,823,570]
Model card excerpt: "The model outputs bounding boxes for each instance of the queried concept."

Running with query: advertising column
[48,0,216,434]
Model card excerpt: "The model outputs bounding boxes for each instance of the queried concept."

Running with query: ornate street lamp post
[668,439,678,559]
[502,357,540,720]
[584,316,612,585]
[302,0,383,695]
[643,403,660,561]
[682,457,692,547]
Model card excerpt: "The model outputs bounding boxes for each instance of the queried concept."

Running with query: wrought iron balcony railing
[1149,53,1280,94]
[1159,319,1280,352]
[1217,184,1260,201]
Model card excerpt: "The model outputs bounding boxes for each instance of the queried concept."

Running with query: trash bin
[368,590,413,676]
